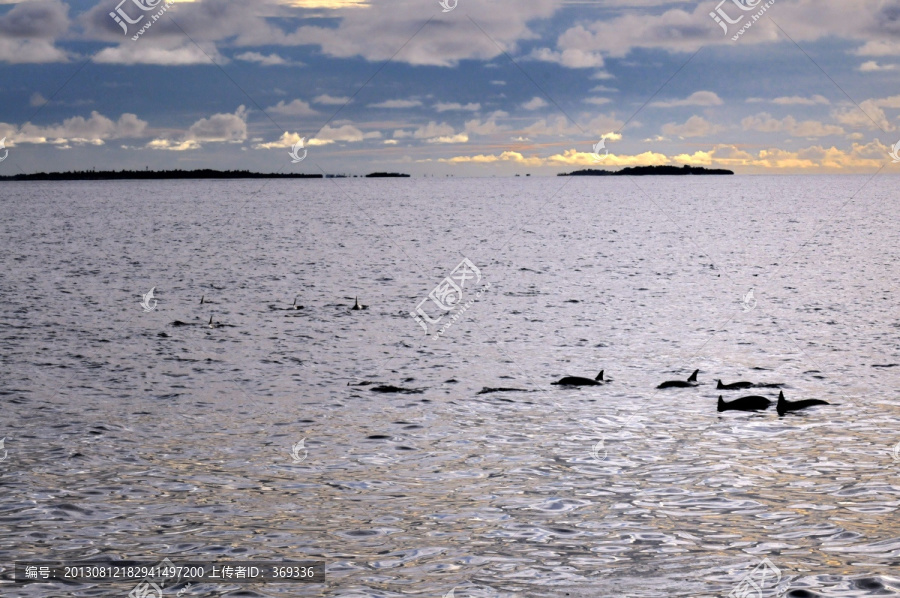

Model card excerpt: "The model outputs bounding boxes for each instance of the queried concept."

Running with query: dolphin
[552,371,605,386]
[657,369,699,389]
[716,379,755,390]
[351,297,367,311]
[717,395,771,412]
[777,391,828,416]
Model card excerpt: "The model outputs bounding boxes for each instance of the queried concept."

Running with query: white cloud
[435,148,669,168]
[234,51,298,66]
[522,113,623,137]
[432,140,892,173]
[313,94,351,105]
[412,121,455,139]
[874,95,900,109]
[661,115,723,138]
[741,113,844,137]
[0,0,69,63]
[369,99,422,109]
[771,95,831,105]
[522,97,548,110]
[0,38,68,63]
[186,106,248,142]
[10,111,148,145]
[584,97,612,106]
[267,99,318,116]
[832,100,895,131]
[284,0,369,8]
[426,133,469,144]
[464,110,509,135]
[288,0,559,67]
[434,102,481,112]
[858,60,898,72]
[254,131,302,149]
[651,91,723,108]
[147,139,201,152]
[254,124,380,150]
[530,47,605,68]
[853,40,900,57]
[93,42,223,66]
[310,123,381,144]
[150,106,248,150]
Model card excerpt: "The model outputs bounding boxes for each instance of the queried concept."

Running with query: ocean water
[1,175,899,597]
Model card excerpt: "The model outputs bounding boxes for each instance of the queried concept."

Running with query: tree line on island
[558,165,734,176]
[0,169,412,181]
[0,165,732,181]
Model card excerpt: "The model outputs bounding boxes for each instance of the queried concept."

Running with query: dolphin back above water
[717,395,771,412]
[716,379,754,390]
[553,370,605,386]
[777,391,829,416]
[657,369,699,389]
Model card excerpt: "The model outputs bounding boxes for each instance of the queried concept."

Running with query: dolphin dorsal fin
[208,316,213,326]
[596,370,604,381]
[716,379,723,389]
[687,369,699,382]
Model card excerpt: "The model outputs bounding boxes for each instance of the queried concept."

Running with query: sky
[0,0,898,176]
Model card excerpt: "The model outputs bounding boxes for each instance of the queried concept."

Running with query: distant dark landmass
[559,165,734,176]
[365,172,411,178]
[0,169,325,181]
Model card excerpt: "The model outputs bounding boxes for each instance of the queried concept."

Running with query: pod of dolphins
[552,368,829,416]
[189,295,364,329]
[200,295,830,417]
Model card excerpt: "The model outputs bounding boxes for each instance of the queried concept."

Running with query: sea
[1,175,899,597]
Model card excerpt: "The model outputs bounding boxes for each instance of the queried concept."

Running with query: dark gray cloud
[0,0,69,39]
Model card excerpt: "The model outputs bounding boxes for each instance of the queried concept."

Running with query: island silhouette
[559,165,733,176]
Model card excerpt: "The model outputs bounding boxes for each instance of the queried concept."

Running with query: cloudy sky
[0,0,898,176]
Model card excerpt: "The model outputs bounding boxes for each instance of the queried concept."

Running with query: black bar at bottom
[14,561,324,584]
